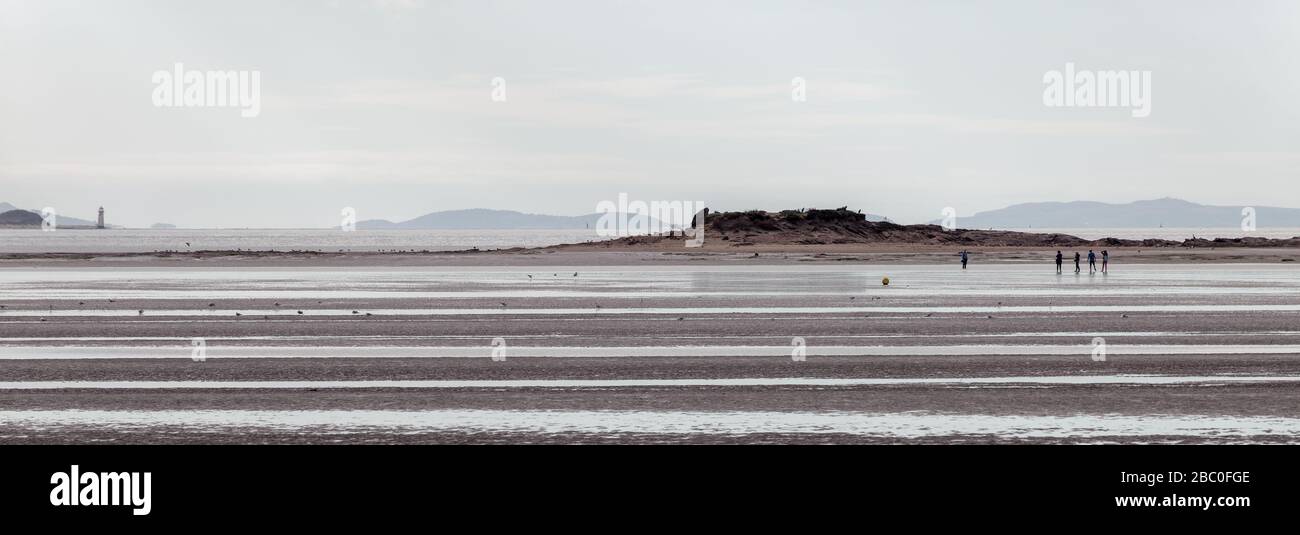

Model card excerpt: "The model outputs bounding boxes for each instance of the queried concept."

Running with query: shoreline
[1,245,1298,268]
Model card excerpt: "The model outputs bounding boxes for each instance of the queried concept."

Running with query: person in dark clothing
[1055,250,1063,274]
[1074,252,1081,273]
[960,250,968,269]
[1088,250,1097,273]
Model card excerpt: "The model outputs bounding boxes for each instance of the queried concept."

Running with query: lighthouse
[97,207,105,229]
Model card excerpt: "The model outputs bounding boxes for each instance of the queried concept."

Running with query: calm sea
[1005,228,1300,241]
[0,229,604,253]
[0,227,1296,254]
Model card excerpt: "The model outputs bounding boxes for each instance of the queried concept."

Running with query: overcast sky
[1,0,1297,228]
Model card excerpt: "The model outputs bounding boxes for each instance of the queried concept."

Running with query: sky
[1,0,1298,228]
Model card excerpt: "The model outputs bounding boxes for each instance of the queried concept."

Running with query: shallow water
[0,228,603,253]
[2,264,1298,305]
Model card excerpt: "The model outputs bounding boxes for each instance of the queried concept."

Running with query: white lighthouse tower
[97,207,105,229]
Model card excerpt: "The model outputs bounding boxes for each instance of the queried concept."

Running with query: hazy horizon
[3,0,1298,228]
[9,197,1300,230]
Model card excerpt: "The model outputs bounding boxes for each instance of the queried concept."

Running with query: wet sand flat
[2,260,1300,443]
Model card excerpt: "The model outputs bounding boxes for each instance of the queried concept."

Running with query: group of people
[1056,249,1108,274]
[956,249,1110,274]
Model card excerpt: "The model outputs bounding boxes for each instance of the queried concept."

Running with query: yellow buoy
[882,276,890,286]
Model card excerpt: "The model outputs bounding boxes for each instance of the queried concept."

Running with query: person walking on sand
[1074,252,1081,273]
[1102,250,1109,273]
[1055,250,1063,274]
[1088,250,1097,273]
[960,249,969,270]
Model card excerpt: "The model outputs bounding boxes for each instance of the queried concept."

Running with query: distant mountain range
[4,199,1292,231]
[0,202,106,228]
[947,198,1300,229]
[357,208,608,230]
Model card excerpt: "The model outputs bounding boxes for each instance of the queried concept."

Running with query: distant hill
[947,198,1300,229]
[358,209,612,230]
[0,209,44,226]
